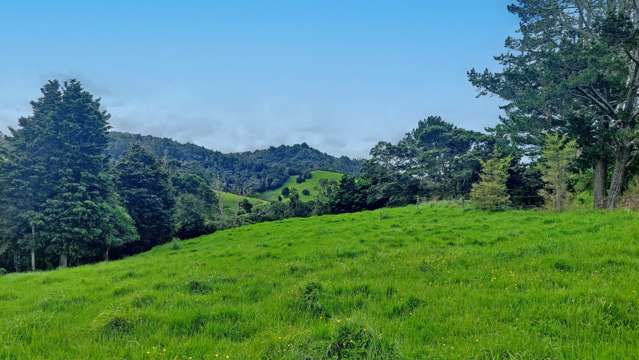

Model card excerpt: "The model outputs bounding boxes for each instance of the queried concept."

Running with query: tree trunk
[31,223,36,272]
[593,157,607,209]
[606,147,630,209]
[59,253,68,268]
[105,248,110,262]
[14,251,20,272]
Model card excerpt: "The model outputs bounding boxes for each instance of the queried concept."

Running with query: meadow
[215,191,270,217]
[258,170,342,202]
[1,204,639,359]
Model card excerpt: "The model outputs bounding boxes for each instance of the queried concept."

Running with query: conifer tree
[3,81,63,269]
[470,156,511,210]
[40,80,113,267]
[537,133,579,211]
[115,145,175,252]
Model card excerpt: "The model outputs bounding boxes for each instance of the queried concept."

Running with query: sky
[0,1,517,158]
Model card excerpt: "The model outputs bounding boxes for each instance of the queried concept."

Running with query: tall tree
[368,116,494,200]
[40,80,114,267]
[115,145,175,252]
[470,0,639,209]
[2,81,63,269]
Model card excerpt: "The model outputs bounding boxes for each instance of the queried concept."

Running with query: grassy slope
[215,191,269,216]
[258,170,342,202]
[2,205,639,359]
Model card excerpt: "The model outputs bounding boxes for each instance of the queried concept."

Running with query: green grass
[216,191,269,216]
[258,170,343,202]
[2,204,639,359]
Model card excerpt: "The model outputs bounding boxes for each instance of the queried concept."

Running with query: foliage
[2,205,639,358]
[108,132,362,194]
[620,177,639,211]
[114,145,175,253]
[470,155,512,210]
[367,116,494,200]
[537,133,579,211]
[469,1,639,208]
[1,80,118,269]
[330,175,369,214]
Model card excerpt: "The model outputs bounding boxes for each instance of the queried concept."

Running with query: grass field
[2,204,639,359]
[258,170,342,202]
[215,191,270,216]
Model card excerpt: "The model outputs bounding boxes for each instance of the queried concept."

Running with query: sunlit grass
[1,204,639,359]
[258,170,342,202]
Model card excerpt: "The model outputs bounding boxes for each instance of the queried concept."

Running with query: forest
[2,0,639,274]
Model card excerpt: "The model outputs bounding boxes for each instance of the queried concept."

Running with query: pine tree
[115,145,175,252]
[537,133,579,211]
[2,80,119,269]
[40,80,113,267]
[3,81,63,270]
[470,156,511,210]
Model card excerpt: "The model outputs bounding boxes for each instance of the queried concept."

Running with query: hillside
[215,191,269,217]
[107,132,362,193]
[258,170,343,202]
[2,205,639,359]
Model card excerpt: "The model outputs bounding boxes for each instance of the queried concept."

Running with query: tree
[41,80,115,267]
[2,80,116,268]
[281,187,290,197]
[174,194,214,239]
[115,145,175,252]
[330,175,368,214]
[2,81,63,269]
[537,133,579,211]
[101,200,138,261]
[469,1,639,208]
[470,156,512,210]
[368,116,494,200]
[238,198,253,214]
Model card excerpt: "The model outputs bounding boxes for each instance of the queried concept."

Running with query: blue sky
[0,1,516,158]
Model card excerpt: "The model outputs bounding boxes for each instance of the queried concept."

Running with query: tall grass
[1,204,639,358]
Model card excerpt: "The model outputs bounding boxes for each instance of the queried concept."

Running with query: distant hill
[258,170,343,202]
[107,131,362,194]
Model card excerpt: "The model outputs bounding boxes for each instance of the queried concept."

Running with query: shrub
[620,177,639,211]
[170,238,182,250]
[470,155,511,210]
[281,187,290,197]
[302,189,311,196]
[0,268,7,276]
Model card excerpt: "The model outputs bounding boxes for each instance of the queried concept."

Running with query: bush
[281,187,290,197]
[620,177,639,211]
[470,156,511,210]
[302,189,311,196]
[0,268,7,276]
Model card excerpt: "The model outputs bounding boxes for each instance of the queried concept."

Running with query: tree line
[0,81,221,271]
[107,131,362,194]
